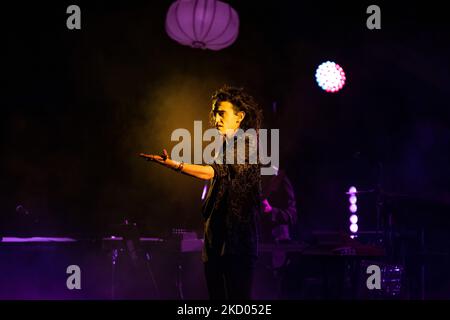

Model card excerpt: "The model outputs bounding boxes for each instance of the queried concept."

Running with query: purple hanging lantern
[165,0,239,50]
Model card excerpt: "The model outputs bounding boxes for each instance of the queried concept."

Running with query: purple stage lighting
[348,186,358,235]
[201,182,208,200]
[165,0,239,50]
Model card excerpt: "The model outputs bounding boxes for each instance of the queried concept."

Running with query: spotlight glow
[350,223,358,233]
[348,186,359,235]
[350,214,358,224]
[315,61,346,93]
[201,183,208,200]
[348,186,357,194]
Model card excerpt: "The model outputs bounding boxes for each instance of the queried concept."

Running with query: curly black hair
[210,85,263,131]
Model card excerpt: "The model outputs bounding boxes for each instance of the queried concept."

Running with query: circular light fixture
[315,61,346,92]
[165,0,239,50]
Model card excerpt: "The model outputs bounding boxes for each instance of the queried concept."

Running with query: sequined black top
[201,131,261,262]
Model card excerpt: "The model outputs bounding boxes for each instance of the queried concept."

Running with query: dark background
[2,1,449,244]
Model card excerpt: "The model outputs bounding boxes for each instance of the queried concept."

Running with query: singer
[140,85,263,300]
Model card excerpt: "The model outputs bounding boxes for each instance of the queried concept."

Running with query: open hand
[139,149,169,164]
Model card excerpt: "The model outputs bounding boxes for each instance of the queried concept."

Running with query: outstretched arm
[139,149,214,181]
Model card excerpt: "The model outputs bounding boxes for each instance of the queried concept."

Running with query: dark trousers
[204,254,255,300]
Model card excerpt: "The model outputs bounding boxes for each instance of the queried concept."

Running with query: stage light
[350,214,358,224]
[165,0,239,50]
[348,186,358,235]
[201,182,208,200]
[315,61,346,92]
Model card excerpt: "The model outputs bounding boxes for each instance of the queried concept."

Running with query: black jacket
[201,131,261,262]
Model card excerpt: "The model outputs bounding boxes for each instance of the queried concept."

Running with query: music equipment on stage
[3,226,446,299]
[0,229,207,300]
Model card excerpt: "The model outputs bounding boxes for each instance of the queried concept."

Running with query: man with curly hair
[140,85,263,300]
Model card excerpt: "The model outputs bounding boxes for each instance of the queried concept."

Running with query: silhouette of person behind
[260,166,298,246]
[254,165,298,299]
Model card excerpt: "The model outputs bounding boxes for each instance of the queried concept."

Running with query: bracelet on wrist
[175,161,184,172]
[171,160,184,172]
